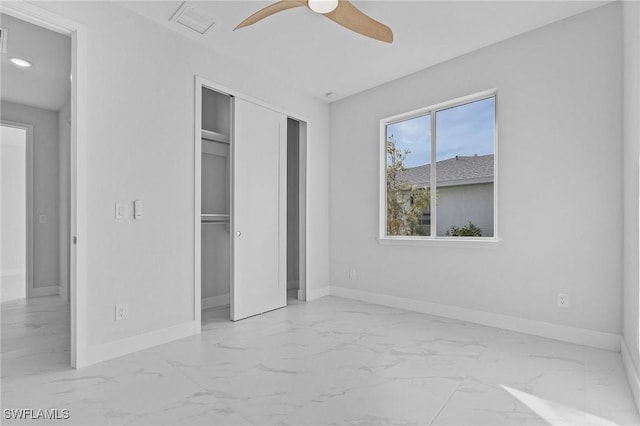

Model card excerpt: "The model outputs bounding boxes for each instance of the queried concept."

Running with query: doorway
[0,2,82,368]
[1,123,30,301]
[1,11,71,372]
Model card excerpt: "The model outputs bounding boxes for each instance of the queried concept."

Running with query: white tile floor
[2,295,639,425]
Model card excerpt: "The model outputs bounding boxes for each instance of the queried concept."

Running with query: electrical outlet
[557,293,569,308]
[39,215,47,224]
[115,304,128,321]
[349,268,357,280]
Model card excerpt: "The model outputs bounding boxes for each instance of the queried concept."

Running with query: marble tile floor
[2,295,639,426]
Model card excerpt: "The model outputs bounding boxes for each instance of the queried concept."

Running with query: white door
[231,98,287,321]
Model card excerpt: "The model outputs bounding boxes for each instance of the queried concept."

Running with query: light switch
[133,200,143,220]
[115,203,128,220]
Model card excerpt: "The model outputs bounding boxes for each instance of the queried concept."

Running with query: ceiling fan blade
[324,1,393,43]
[235,0,307,30]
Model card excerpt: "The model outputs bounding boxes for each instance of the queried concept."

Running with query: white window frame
[378,89,498,247]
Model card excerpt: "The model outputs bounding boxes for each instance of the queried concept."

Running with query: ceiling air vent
[0,28,7,53]
[170,2,216,35]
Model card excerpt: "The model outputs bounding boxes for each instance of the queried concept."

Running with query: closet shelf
[202,129,230,144]
[201,213,230,224]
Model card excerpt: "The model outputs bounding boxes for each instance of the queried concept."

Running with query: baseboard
[306,285,330,301]
[621,337,640,413]
[80,321,198,368]
[30,285,59,298]
[202,294,230,310]
[330,286,621,351]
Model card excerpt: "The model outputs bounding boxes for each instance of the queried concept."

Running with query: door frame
[0,121,33,300]
[1,2,88,368]
[194,76,309,327]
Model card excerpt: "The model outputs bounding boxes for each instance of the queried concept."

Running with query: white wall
[1,101,60,292]
[1,125,27,301]
[330,4,623,335]
[623,0,640,375]
[32,1,330,360]
[58,100,70,301]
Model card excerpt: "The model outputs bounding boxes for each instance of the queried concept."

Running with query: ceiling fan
[234,0,393,43]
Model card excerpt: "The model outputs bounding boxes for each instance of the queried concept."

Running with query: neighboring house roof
[397,154,494,188]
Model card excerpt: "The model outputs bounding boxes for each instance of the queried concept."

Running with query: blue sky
[386,97,495,168]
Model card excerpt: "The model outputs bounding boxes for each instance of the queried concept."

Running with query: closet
[198,81,292,322]
[200,88,231,310]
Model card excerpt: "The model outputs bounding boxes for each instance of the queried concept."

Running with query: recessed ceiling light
[10,57,32,68]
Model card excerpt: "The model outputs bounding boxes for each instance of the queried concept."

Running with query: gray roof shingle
[397,154,494,187]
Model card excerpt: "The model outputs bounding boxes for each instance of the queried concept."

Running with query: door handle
[236,231,242,237]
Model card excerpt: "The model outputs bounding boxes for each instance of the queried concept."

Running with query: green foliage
[386,136,431,236]
[445,222,482,237]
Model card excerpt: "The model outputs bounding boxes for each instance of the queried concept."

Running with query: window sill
[377,236,499,248]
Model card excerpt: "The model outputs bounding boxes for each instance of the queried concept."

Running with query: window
[380,91,496,241]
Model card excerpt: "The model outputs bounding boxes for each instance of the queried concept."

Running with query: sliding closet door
[231,98,287,321]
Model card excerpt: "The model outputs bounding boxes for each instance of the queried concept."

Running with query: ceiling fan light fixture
[308,0,339,14]
[234,0,393,43]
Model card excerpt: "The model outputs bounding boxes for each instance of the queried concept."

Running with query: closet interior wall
[201,87,231,308]
[287,118,300,298]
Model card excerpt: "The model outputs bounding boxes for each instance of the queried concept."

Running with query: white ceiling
[117,0,610,103]
[0,13,71,111]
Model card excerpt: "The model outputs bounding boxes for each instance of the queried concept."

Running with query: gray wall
[201,225,230,301]
[622,0,640,377]
[201,90,232,303]
[201,143,230,302]
[287,118,300,289]
[329,4,623,334]
[2,101,60,290]
[58,100,71,301]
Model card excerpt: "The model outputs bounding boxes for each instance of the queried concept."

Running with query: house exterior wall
[436,183,493,237]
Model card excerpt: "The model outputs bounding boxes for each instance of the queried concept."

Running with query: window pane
[386,114,432,236]
[435,97,495,237]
